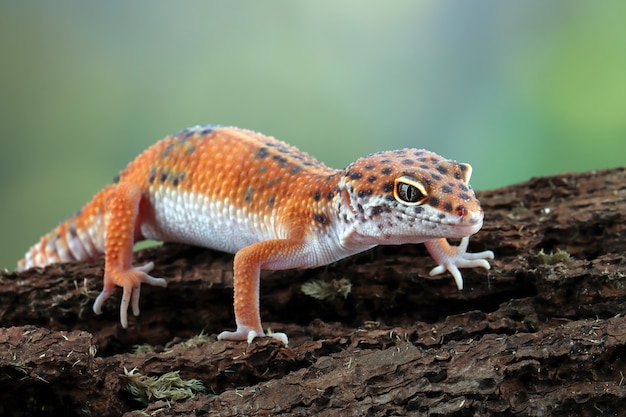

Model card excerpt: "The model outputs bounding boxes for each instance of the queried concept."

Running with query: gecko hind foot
[92,262,167,328]
[217,326,288,346]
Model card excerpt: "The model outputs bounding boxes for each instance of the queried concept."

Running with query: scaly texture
[18,125,494,344]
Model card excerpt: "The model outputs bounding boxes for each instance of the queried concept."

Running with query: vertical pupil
[407,185,417,203]
[404,184,411,200]
[399,183,415,201]
[396,181,423,203]
[400,184,408,200]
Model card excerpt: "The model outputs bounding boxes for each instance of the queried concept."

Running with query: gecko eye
[393,177,427,205]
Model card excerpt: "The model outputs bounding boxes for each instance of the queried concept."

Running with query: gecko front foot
[218,325,289,346]
[93,262,167,327]
[424,236,495,290]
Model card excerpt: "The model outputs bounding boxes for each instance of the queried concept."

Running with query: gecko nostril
[456,206,467,217]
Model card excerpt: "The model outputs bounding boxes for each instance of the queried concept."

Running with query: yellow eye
[393,177,426,205]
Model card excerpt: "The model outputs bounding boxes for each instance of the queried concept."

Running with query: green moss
[123,368,204,405]
[132,344,155,354]
[537,249,572,265]
[179,331,213,348]
[301,278,351,301]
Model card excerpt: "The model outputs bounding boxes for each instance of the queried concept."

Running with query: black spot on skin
[402,159,414,165]
[163,143,174,157]
[417,157,427,162]
[112,175,120,184]
[382,182,394,193]
[436,166,448,175]
[273,155,289,167]
[357,204,364,214]
[459,184,469,192]
[244,186,254,203]
[291,165,302,175]
[368,176,377,183]
[69,223,78,238]
[423,178,432,186]
[441,185,453,194]
[414,150,425,157]
[255,147,269,159]
[303,161,315,167]
[326,191,334,200]
[186,145,196,155]
[413,206,424,214]
[266,177,281,187]
[385,195,395,202]
[443,202,453,212]
[419,164,430,170]
[460,164,468,171]
[200,126,214,135]
[381,167,393,175]
[357,190,367,198]
[429,196,440,207]
[179,129,195,142]
[314,214,328,224]
[371,207,384,215]
[171,172,185,187]
[313,191,321,201]
[160,171,168,183]
[149,168,156,184]
[430,173,442,181]
[430,157,439,163]
[380,159,391,164]
[349,171,363,180]
[267,195,276,208]
[394,149,406,155]
[438,213,446,219]
[455,172,463,180]
[459,193,472,201]
[364,164,376,170]
[258,166,267,174]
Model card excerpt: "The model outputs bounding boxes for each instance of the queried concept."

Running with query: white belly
[140,188,283,254]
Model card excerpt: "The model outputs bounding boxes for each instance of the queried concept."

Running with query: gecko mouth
[413,214,483,238]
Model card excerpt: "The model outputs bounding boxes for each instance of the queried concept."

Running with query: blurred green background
[1,1,625,270]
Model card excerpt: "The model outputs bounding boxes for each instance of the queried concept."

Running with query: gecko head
[337,148,485,247]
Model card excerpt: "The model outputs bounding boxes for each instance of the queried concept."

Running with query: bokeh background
[1,1,624,270]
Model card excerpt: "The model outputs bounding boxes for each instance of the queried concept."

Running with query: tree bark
[1,167,625,416]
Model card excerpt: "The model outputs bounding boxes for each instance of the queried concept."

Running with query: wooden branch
[1,167,625,416]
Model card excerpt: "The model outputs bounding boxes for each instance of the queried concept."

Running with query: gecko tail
[17,210,106,271]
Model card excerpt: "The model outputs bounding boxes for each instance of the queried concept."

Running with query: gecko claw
[93,262,167,328]
[426,236,495,290]
[217,326,289,346]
